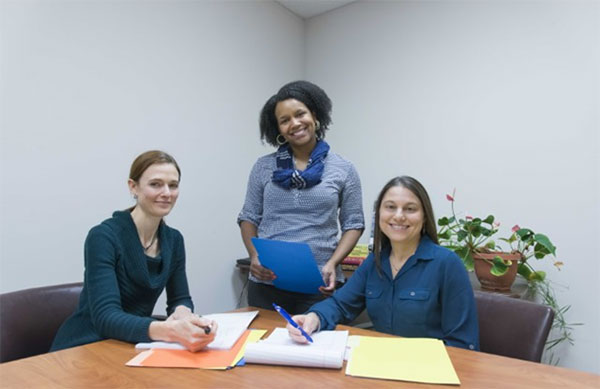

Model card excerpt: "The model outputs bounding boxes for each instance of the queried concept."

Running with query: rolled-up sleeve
[338,163,365,232]
[237,159,266,227]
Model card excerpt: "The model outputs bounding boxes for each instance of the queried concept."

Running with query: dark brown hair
[373,176,438,274]
[129,150,181,183]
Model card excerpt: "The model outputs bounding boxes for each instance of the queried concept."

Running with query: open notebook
[136,311,259,351]
[244,327,348,369]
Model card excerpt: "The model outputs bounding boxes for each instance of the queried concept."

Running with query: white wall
[0,0,304,314]
[305,0,599,373]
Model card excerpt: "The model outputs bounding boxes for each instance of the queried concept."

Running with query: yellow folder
[346,336,460,385]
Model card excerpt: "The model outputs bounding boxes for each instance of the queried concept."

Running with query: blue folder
[251,238,325,294]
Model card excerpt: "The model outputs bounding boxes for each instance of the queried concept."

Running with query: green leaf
[472,226,481,238]
[480,227,492,237]
[485,240,496,249]
[490,257,510,276]
[529,271,546,281]
[483,215,494,224]
[438,217,449,226]
[517,263,532,279]
[438,230,451,240]
[448,216,456,224]
[457,230,468,241]
[534,243,551,259]
[533,233,556,256]
[516,228,534,239]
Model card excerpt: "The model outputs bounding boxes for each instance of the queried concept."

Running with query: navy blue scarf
[272,140,330,189]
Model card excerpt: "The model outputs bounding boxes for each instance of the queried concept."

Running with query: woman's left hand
[319,261,336,296]
[167,305,194,321]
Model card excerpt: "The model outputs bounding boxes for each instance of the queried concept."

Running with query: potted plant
[437,190,580,364]
[437,190,562,291]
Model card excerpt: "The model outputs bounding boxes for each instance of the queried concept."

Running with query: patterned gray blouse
[238,151,365,285]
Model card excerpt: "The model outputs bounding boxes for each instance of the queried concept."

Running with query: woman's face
[379,185,425,246]
[129,163,180,218]
[274,98,317,149]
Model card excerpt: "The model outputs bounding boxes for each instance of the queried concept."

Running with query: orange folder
[128,330,251,369]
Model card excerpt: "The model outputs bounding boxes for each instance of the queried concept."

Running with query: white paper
[135,310,258,351]
[344,335,361,361]
[244,328,348,369]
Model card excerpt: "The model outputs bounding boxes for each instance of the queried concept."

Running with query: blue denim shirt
[309,236,479,350]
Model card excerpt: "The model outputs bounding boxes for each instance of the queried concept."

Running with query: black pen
[197,314,212,334]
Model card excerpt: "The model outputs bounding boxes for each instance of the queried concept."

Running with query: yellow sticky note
[347,336,460,385]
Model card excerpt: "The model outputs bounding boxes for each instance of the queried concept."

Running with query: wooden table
[1,307,598,388]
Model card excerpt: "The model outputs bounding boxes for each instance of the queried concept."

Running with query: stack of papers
[244,328,348,369]
[127,311,262,370]
[346,336,460,385]
[127,329,266,370]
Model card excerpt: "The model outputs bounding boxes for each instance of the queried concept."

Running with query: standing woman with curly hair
[238,81,365,314]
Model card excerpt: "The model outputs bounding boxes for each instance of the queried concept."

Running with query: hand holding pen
[274,303,320,344]
[172,315,217,352]
[152,309,218,352]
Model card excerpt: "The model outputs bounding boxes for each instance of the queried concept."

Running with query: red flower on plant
[512,224,520,232]
[446,194,454,202]
[465,215,473,220]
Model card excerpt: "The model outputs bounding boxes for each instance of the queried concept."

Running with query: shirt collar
[380,235,437,279]
[412,235,436,261]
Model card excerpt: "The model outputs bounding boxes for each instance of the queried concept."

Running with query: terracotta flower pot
[473,251,522,292]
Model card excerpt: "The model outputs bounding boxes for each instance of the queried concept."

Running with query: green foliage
[437,190,562,277]
[527,279,583,365]
[437,190,576,365]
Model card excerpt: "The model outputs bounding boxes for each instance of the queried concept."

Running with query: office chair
[0,282,83,363]
[474,290,554,362]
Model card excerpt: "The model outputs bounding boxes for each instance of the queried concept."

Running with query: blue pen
[272,303,314,343]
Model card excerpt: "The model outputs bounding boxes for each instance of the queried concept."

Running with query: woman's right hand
[150,315,217,352]
[250,255,276,281]
[286,313,320,344]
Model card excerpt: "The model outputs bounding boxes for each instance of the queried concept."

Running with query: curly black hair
[259,80,332,147]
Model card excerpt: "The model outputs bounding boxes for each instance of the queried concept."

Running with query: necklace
[390,253,407,274]
[391,260,402,273]
[143,231,158,252]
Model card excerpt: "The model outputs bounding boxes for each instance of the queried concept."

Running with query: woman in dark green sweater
[51,150,217,352]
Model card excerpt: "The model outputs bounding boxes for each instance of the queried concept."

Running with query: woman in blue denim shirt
[287,176,479,350]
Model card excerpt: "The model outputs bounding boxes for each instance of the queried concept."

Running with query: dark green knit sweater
[51,211,193,351]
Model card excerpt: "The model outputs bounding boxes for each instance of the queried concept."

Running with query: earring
[316,129,323,141]
[133,194,138,200]
[276,134,287,146]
